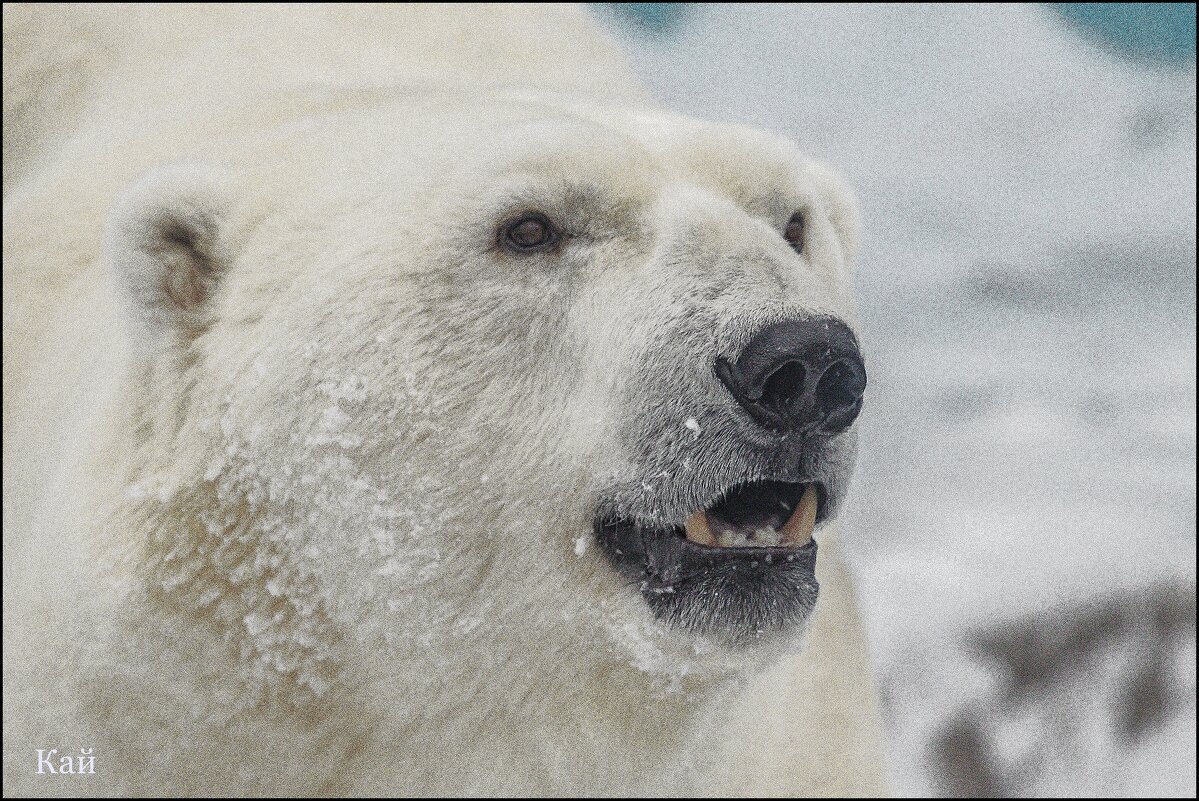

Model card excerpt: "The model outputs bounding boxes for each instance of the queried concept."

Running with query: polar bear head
[105,91,863,701]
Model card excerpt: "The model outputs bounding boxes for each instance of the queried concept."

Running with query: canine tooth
[780,485,818,546]
[684,510,718,547]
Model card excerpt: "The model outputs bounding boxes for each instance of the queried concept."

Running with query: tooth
[780,485,818,546]
[684,510,718,547]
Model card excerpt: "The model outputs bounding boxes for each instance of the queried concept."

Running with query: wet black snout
[715,317,866,435]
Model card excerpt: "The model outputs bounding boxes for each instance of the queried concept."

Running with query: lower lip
[594,514,821,641]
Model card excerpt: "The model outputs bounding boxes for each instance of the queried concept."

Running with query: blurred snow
[602,4,1197,795]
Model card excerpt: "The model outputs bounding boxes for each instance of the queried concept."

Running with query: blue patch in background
[603,3,1197,67]
[603,3,690,33]
[1049,4,1193,63]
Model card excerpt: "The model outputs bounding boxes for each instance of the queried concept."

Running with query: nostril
[816,360,864,410]
[814,359,866,430]
[760,360,806,410]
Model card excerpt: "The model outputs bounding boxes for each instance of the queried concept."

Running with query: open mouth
[682,480,820,549]
[594,480,825,643]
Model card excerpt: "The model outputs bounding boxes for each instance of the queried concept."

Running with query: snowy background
[600,4,1197,796]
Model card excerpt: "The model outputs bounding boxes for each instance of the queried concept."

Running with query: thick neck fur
[111,491,769,795]
[94,372,782,795]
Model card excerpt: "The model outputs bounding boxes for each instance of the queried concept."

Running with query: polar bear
[2,4,887,796]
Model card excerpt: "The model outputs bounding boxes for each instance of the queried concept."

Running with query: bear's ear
[107,163,236,348]
[806,161,861,270]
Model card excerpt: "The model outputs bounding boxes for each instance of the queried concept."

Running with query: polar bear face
[107,94,863,691]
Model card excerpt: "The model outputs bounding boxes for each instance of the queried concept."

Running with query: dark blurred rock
[931,716,1006,798]
[926,580,1197,796]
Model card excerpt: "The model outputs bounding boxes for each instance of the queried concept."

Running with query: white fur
[2,5,887,795]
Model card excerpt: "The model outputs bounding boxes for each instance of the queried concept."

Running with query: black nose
[715,317,866,435]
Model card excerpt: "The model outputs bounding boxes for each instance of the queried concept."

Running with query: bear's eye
[501,213,560,253]
[784,211,805,254]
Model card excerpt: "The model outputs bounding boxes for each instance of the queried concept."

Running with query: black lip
[594,480,823,645]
